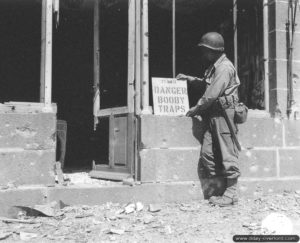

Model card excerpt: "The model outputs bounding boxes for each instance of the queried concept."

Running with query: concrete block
[48,183,203,206]
[279,148,300,176]
[238,117,283,148]
[0,150,55,186]
[239,149,278,178]
[140,115,205,148]
[273,31,300,62]
[0,113,56,149]
[239,178,300,196]
[270,89,288,116]
[140,149,278,182]
[284,120,300,146]
[139,148,200,182]
[269,60,300,89]
[273,1,300,32]
[0,188,46,218]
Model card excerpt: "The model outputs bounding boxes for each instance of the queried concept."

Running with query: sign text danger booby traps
[152,78,190,116]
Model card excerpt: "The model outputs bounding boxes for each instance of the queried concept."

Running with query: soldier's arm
[176,73,203,83]
[196,65,233,111]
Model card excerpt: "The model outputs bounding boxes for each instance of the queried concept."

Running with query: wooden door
[89,0,137,181]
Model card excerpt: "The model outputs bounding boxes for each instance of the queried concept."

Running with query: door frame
[90,0,138,181]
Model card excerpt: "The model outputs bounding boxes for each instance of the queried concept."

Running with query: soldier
[177,32,240,206]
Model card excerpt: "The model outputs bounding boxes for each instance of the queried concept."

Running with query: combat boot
[209,178,238,206]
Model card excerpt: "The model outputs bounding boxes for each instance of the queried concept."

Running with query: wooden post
[233,0,238,70]
[134,0,142,181]
[141,0,151,114]
[263,0,269,112]
[172,0,176,78]
[40,0,46,103]
[44,0,53,107]
[93,0,100,128]
[135,0,142,115]
[128,0,136,113]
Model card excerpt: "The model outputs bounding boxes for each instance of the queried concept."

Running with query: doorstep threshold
[89,170,132,181]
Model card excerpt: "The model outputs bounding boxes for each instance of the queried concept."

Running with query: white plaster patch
[252,134,257,138]
[263,167,270,172]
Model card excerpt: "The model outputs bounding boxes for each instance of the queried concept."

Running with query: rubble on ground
[0,192,300,242]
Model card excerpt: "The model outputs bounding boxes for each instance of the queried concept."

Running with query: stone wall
[139,114,300,185]
[268,0,300,115]
[0,108,56,187]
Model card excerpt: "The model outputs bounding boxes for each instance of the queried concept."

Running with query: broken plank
[0,217,36,224]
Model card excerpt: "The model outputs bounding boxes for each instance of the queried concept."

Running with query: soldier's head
[197,32,224,63]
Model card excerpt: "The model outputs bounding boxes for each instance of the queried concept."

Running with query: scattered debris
[149,204,161,213]
[105,212,117,221]
[14,201,64,217]
[0,185,9,190]
[75,213,94,218]
[143,214,154,224]
[109,228,125,235]
[164,225,172,234]
[0,193,299,242]
[0,232,12,240]
[125,203,135,214]
[19,232,38,241]
[136,202,144,212]
[122,178,135,186]
[0,217,35,224]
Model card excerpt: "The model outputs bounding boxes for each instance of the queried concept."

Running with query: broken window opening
[237,0,265,109]
[149,0,234,107]
[0,0,41,103]
[149,0,265,110]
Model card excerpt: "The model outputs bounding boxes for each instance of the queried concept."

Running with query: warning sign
[152,77,190,116]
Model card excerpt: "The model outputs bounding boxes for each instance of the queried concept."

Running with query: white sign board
[152,77,190,116]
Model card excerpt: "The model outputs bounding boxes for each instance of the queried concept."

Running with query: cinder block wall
[139,114,300,184]
[268,0,300,115]
[0,111,56,186]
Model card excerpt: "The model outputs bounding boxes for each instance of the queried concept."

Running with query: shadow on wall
[191,117,226,199]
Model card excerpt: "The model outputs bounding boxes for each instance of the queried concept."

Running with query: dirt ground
[1,190,300,243]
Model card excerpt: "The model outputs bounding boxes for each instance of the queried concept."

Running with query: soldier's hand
[176,73,194,82]
[176,74,202,82]
[176,73,188,80]
[186,105,201,117]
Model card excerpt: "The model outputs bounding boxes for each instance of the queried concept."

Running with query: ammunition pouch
[217,96,248,124]
[234,103,248,124]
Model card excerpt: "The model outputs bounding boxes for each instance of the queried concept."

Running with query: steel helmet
[197,32,224,51]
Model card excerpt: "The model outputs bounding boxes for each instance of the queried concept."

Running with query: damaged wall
[139,114,300,190]
[0,105,57,187]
